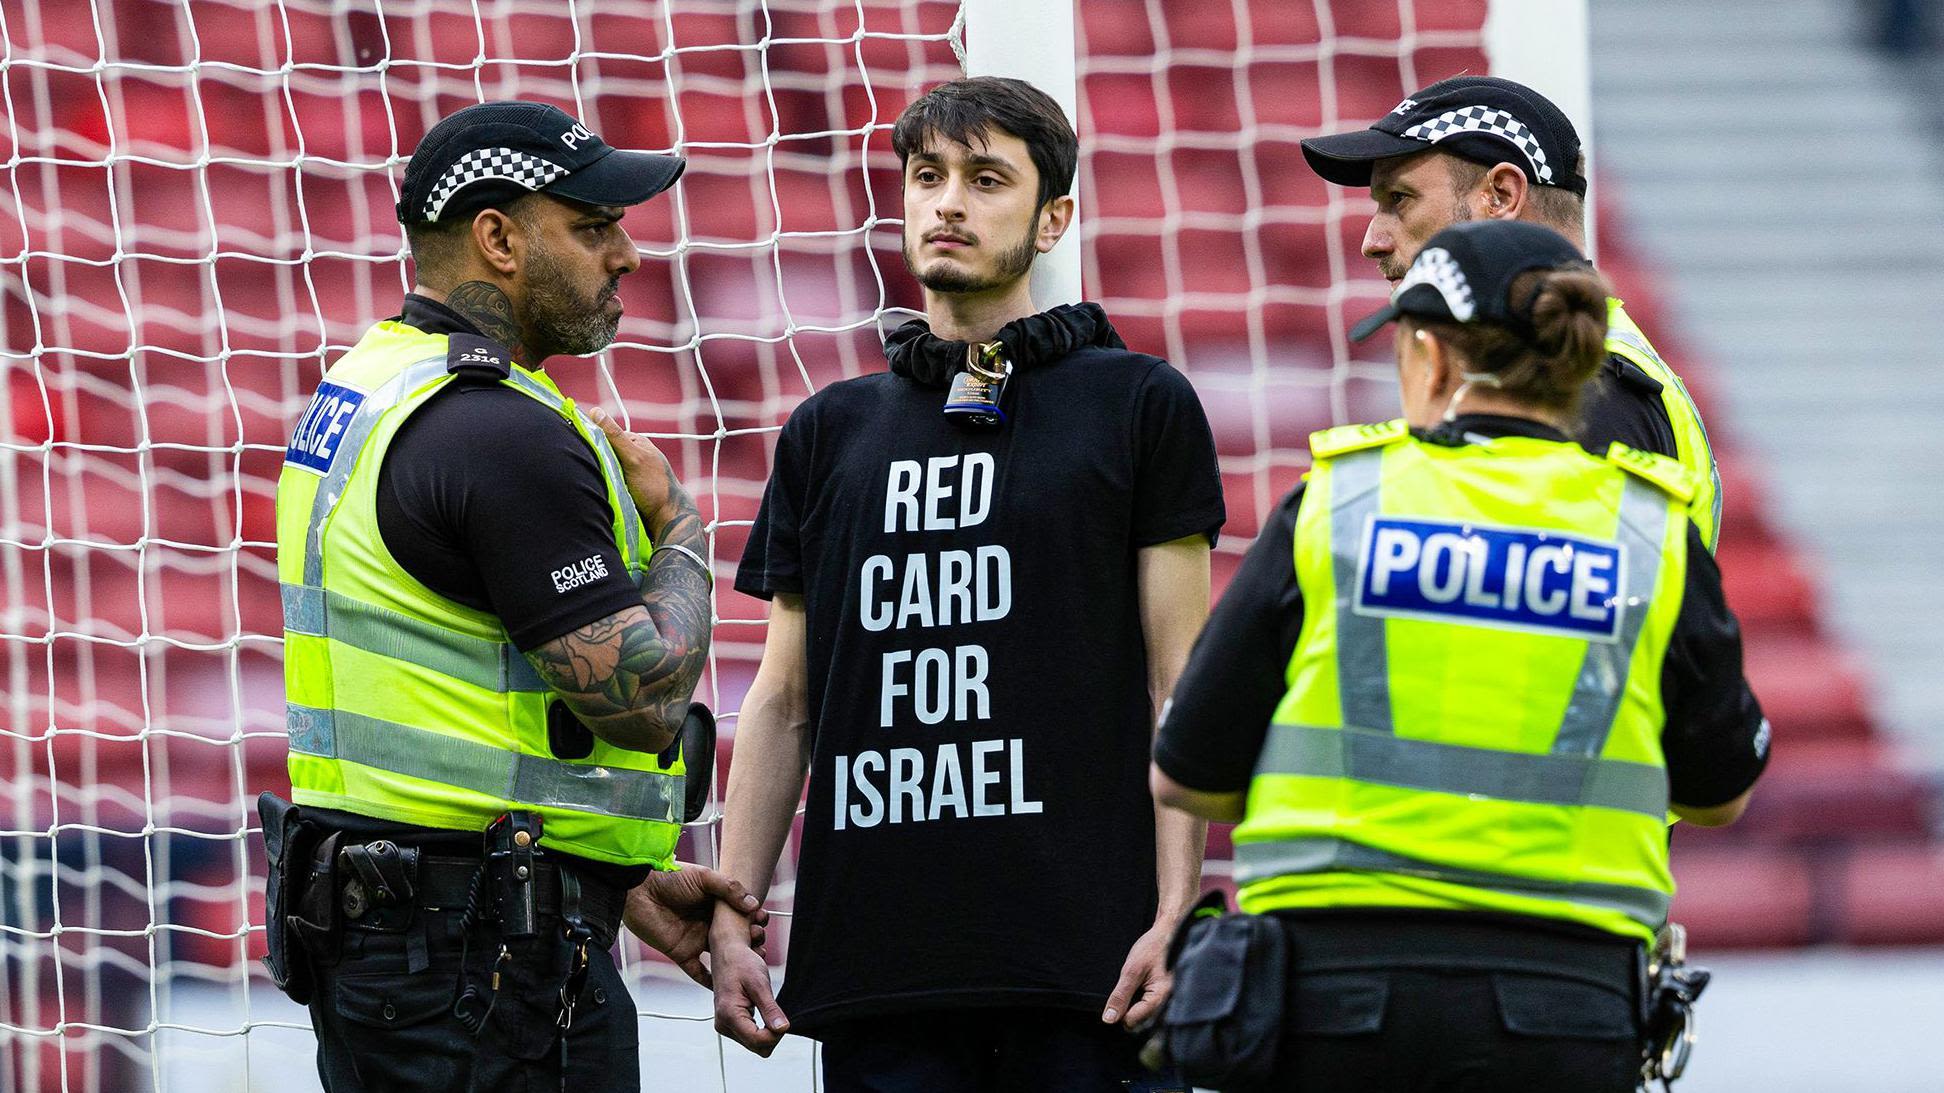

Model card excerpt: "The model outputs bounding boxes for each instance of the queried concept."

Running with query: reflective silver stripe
[302,357,452,588]
[1328,449,1392,733]
[1554,477,1671,758]
[1607,328,1660,368]
[584,418,644,571]
[1233,836,1670,926]
[281,583,545,693]
[1610,328,1722,546]
[1257,724,1669,817]
[287,704,682,823]
[282,583,326,635]
[502,369,644,570]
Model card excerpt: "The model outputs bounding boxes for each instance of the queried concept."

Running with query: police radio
[943,341,1012,428]
[484,811,543,939]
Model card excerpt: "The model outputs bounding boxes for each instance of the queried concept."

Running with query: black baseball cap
[1349,219,1589,342]
[1302,76,1587,197]
[397,101,685,225]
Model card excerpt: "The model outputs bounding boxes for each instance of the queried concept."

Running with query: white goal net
[0,1,1492,1089]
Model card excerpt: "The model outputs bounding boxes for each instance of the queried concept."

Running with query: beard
[1381,200,1472,282]
[902,218,1038,295]
[521,240,621,357]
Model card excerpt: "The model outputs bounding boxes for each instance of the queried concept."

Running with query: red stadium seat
[1838,845,1944,946]
[1670,846,1817,949]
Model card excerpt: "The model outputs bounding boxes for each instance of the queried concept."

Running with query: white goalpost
[0,3,1585,1091]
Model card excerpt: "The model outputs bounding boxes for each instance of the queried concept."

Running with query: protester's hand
[623,865,766,989]
[711,910,792,1056]
[1103,920,1173,1029]
[589,406,693,540]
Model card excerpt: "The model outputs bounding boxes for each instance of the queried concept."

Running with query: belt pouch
[290,828,343,970]
[1164,910,1288,1088]
[258,793,318,1004]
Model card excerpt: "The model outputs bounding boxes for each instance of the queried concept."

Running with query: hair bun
[1523,266,1609,395]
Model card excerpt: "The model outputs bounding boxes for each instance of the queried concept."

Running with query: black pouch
[1158,890,1288,1089]
[292,828,343,970]
[664,702,717,824]
[337,839,420,933]
[259,792,324,1004]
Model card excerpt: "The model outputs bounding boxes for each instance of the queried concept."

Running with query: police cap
[1348,219,1590,342]
[1301,75,1588,197]
[397,101,685,225]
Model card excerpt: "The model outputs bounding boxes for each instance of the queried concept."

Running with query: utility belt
[1141,895,1709,1090]
[336,851,624,947]
[258,794,623,1012]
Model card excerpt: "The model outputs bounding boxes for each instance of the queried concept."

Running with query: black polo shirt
[1580,355,1678,459]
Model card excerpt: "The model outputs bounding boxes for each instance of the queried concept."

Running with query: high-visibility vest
[275,321,684,867]
[1233,419,1692,942]
[1608,299,1720,551]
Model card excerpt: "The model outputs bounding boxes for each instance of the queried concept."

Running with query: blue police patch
[284,381,367,475]
[1354,516,1627,641]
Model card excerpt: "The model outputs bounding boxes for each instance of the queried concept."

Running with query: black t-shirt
[307,296,650,891]
[736,308,1225,1032]
[1579,356,1678,460]
[1154,414,1767,810]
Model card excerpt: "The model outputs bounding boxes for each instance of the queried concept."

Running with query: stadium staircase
[1591,0,1944,947]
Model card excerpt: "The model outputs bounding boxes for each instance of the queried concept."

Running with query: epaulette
[446,332,513,380]
[1605,442,1695,502]
[1309,418,1410,459]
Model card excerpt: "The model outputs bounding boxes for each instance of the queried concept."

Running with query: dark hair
[891,76,1078,210]
[1406,264,1611,418]
[404,193,540,283]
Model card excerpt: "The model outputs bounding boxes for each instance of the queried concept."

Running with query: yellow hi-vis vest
[275,320,684,868]
[1608,299,1720,551]
[1233,419,1693,943]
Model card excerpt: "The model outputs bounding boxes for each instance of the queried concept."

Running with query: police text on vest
[285,381,368,474]
[1355,516,1628,641]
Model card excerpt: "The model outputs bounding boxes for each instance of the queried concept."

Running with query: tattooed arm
[521,415,715,755]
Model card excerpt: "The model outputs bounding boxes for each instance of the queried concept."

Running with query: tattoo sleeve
[522,489,714,753]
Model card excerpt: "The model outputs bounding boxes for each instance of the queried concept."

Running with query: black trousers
[307,910,637,1093]
[819,1006,1184,1093]
[1237,912,1644,1093]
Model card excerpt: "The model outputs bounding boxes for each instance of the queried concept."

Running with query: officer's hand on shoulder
[590,406,693,539]
[624,864,767,988]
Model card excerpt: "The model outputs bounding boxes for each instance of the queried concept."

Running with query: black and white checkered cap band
[1395,246,1474,322]
[1401,106,1553,184]
[422,146,570,221]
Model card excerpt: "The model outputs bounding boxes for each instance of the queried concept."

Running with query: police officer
[1149,220,1770,1091]
[1301,75,1724,549]
[263,101,761,1091]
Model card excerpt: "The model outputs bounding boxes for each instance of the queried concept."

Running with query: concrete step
[1593,0,1944,764]
[1664,314,1936,354]
[1596,54,1884,94]
[1624,228,1913,271]
[1595,0,1852,39]
[1600,130,1928,172]
[1596,89,1917,132]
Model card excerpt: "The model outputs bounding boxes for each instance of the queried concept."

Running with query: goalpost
[0,2,1586,1090]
